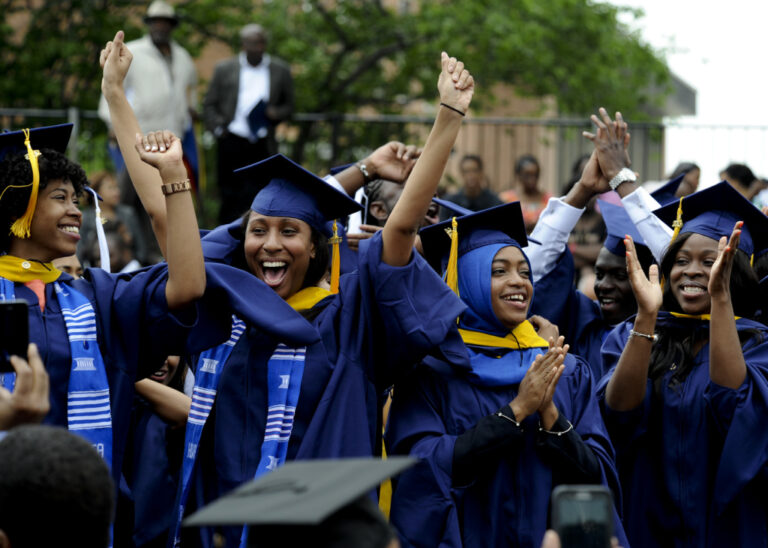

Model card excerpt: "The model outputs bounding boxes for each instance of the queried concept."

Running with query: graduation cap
[432,197,472,217]
[234,154,363,293]
[654,181,768,257]
[0,124,73,239]
[420,202,527,294]
[184,457,415,546]
[598,199,648,256]
[650,173,685,206]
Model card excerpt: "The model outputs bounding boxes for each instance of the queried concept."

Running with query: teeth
[60,226,79,234]
[682,286,706,295]
[601,298,615,304]
[503,295,525,302]
[263,261,286,268]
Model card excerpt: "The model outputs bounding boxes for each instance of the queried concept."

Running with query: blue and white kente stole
[0,278,113,468]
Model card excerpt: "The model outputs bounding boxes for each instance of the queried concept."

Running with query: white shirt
[99,35,197,137]
[227,53,271,141]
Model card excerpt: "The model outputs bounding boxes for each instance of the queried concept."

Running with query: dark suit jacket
[203,55,294,155]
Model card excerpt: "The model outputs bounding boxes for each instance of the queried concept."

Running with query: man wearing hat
[98,0,197,140]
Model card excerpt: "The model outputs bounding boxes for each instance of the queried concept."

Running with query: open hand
[100,30,133,95]
[365,142,421,184]
[708,221,741,301]
[625,235,662,316]
[347,224,382,251]
[509,343,565,421]
[538,337,568,429]
[437,52,474,115]
[0,344,50,430]
[134,130,184,176]
[583,107,631,182]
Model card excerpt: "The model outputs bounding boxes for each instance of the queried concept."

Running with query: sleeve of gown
[706,333,768,513]
[356,232,466,387]
[535,413,602,484]
[528,197,585,283]
[621,187,672,263]
[452,405,525,486]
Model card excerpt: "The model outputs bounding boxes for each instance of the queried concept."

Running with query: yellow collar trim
[459,320,549,350]
[285,286,333,311]
[670,312,740,321]
[0,255,61,284]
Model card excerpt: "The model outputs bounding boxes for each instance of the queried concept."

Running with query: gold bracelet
[161,178,192,196]
[629,329,657,342]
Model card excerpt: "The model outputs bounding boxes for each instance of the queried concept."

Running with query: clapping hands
[509,336,568,428]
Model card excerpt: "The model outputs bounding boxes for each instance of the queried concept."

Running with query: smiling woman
[599,181,768,547]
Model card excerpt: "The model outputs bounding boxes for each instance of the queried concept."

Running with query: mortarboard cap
[235,154,362,234]
[650,173,686,206]
[654,181,768,256]
[420,202,528,294]
[0,124,73,161]
[432,197,472,218]
[183,457,416,528]
[598,199,648,256]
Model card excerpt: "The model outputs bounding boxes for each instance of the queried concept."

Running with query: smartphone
[0,300,29,373]
[551,485,613,548]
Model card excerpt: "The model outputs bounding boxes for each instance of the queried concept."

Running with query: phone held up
[551,485,613,548]
[0,300,29,374]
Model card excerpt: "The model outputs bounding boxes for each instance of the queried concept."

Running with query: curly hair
[0,149,87,252]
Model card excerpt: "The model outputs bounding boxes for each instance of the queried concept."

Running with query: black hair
[0,148,87,252]
[0,425,114,548]
[562,153,591,196]
[233,210,330,290]
[514,154,539,175]
[647,233,761,391]
[668,162,699,179]
[723,163,757,187]
[460,154,483,171]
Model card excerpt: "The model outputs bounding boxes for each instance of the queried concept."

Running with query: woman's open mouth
[261,261,288,288]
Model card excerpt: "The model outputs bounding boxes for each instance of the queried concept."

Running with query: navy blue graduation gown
[13,265,194,490]
[183,231,465,547]
[597,315,768,547]
[530,247,608,378]
[386,352,626,548]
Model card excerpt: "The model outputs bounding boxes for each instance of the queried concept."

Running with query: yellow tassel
[329,219,342,294]
[750,254,754,267]
[661,196,685,292]
[444,217,460,296]
[9,129,41,239]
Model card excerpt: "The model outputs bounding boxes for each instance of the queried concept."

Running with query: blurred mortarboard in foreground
[184,457,415,527]
[650,173,685,206]
[598,199,647,256]
[654,181,768,256]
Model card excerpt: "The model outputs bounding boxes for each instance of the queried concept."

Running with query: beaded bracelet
[495,410,523,429]
[538,420,574,437]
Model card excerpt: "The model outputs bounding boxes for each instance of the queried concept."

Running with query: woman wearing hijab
[385,202,625,548]
[599,182,768,547]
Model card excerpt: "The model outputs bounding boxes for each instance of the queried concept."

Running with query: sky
[607,0,768,184]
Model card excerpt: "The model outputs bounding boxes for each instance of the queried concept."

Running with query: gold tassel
[661,196,685,292]
[329,219,342,294]
[444,217,460,296]
[9,129,41,239]
[750,253,754,267]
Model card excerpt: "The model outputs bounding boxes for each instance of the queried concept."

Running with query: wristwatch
[161,179,192,196]
[608,167,637,191]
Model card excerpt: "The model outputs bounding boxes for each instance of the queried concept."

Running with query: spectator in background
[78,170,147,267]
[720,162,762,199]
[0,425,114,548]
[52,254,84,279]
[440,154,501,219]
[204,23,295,223]
[499,154,552,233]
[668,161,700,197]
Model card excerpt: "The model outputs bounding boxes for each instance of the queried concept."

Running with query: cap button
[21,261,31,270]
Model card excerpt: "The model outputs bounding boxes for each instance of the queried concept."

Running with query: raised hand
[100,30,133,94]
[708,221,742,301]
[583,107,631,182]
[365,141,421,184]
[437,52,474,115]
[625,235,662,315]
[134,130,185,177]
[0,344,50,430]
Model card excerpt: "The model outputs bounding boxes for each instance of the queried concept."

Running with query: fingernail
[159,146,165,152]
[151,145,158,151]
[144,145,150,151]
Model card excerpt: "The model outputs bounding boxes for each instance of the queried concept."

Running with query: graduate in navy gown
[0,118,205,499]
[116,52,475,548]
[386,202,626,548]
[528,109,671,377]
[598,182,768,547]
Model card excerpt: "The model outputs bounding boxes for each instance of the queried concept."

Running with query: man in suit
[204,24,295,223]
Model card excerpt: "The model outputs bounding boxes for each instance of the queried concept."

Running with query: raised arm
[604,236,662,410]
[331,141,421,196]
[133,130,205,309]
[708,223,747,388]
[381,52,474,266]
[100,30,169,257]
